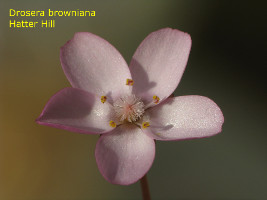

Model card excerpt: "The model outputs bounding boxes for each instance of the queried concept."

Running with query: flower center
[113,94,145,123]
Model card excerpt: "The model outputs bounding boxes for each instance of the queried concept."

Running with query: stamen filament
[133,121,142,127]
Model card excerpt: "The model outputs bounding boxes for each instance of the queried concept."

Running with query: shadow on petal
[38,88,96,120]
[36,88,114,134]
[130,59,157,96]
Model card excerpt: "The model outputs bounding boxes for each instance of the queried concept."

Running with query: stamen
[153,95,160,104]
[144,95,161,109]
[109,120,117,128]
[142,122,150,129]
[133,121,142,127]
[101,96,107,103]
[126,79,134,86]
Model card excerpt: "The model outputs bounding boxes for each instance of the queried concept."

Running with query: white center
[113,94,145,122]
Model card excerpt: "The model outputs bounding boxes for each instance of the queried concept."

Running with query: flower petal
[129,28,191,105]
[36,88,114,134]
[144,96,224,140]
[60,32,132,101]
[95,124,155,185]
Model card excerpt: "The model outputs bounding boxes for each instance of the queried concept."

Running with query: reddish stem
[140,175,151,200]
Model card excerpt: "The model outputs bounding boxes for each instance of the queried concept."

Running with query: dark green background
[1,0,266,199]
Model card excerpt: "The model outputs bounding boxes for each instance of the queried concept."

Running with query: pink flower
[36,28,224,185]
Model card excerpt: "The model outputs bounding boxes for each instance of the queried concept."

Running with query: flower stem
[140,175,151,200]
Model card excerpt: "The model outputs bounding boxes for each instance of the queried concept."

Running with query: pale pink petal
[36,88,114,134]
[95,124,155,185]
[129,28,191,105]
[144,96,224,140]
[60,32,132,101]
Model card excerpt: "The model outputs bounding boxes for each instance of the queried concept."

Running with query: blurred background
[0,0,266,199]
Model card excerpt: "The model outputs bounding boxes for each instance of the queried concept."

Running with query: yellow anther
[142,122,150,129]
[109,120,117,128]
[153,95,160,104]
[126,79,134,86]
[156,133,161,136]
[101,96,107,103]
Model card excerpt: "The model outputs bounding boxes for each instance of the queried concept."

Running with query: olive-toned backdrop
[1,0,266,199]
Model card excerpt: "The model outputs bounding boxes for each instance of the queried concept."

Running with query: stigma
[113,94,145,123]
